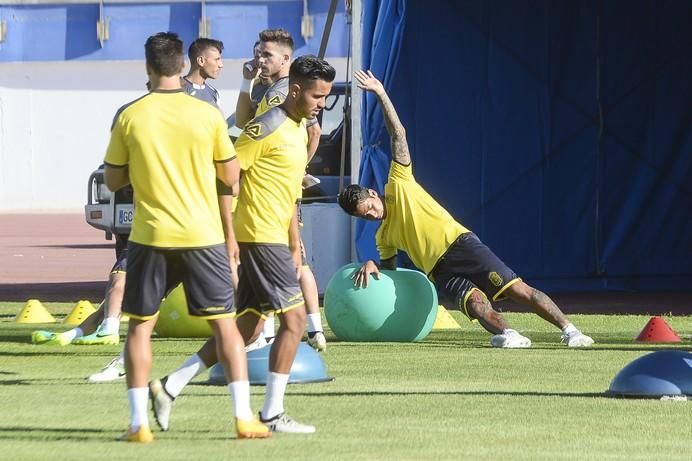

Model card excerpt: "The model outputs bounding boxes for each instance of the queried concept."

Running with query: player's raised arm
[235,59,260,129]
[354,70,410,165]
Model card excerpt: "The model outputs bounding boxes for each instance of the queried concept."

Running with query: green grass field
[1,302,691,461]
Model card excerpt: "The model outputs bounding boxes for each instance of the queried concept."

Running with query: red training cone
[635,316,681,343]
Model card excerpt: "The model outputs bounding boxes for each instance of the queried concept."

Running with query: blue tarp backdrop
[358,0,692,292]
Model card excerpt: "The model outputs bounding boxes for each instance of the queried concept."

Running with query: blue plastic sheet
[357,0,692,291]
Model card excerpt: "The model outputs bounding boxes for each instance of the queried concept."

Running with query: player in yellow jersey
[150,55,335,435]
[234,28,326,350]
[233,55,334,433]
[338,70,594,349]
[103,32,269,443]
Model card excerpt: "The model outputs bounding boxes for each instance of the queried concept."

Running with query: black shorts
[431,232,521,311]
[110,247,127,274]
[123,242,235,320]
[236,243,304,317]
[115,233,129,261]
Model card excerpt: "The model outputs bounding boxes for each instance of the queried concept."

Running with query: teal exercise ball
[324,263,438,342]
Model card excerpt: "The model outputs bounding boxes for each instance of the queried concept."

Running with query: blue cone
[208,342,333,385]
[608,350,692,397]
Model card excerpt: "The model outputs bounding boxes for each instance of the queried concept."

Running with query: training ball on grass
[324,263,438,342]
[154,284,213,338]
[208,342,333,385]
[607,350,692,398]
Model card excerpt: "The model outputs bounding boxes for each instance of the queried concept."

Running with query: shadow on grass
[0,425,242,442]
[331,340,692,353]
[0,425,112,442]
[436,344,692,353]
[0,349,121,358]
[186,384,609,399]
[282,390,610,398]
[0,337,36,346]
[0,378,105,386]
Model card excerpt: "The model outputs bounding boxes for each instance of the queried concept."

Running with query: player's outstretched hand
[352,260,380,288]
[354,70,384,95]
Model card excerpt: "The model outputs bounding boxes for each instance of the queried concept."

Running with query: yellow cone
[155,284,213,338]
[432,305,462,330]
[15,299,56,323]
[63,300,97,325]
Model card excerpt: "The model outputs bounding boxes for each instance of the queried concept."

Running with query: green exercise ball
[324,263,438,342]
[154,283,213,338]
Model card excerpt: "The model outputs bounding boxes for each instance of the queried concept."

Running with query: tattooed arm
[354,70,411,165]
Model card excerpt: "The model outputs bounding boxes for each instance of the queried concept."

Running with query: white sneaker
[307,331,327,352]
[245,335,269,352]
[490,329,532,348]
[149,378,175,431]
[87,357,125,382]
[562,331,594,347]
[260,413,315,434]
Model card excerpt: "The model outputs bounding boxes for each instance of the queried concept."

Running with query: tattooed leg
[464,290,509,335]
[504,280,568,329]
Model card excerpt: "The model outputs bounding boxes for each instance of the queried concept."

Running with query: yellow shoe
[236,417,272,439]
[118,425,154,443]
[72,330,119,345]
[32,330,57,345]
[32,331,72,346]
[46,332,73,346]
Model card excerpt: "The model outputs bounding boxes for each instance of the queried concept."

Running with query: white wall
[0,58,348,212]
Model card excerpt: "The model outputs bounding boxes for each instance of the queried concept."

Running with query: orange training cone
[635,316,681,343]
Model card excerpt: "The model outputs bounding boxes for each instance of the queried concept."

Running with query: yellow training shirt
[104,89,236,248]
[255,77,317,127]
[376,161,470,275]
[233,106,307,244]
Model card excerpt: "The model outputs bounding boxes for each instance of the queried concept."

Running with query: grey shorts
[123,242,235,320]
[236,243,304,316]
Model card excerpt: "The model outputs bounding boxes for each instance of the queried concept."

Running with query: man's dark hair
[338,184,370,215]
[289,55,336,87]
[188,38,224,63]
[145,32,184,77]
[259,28,294,51]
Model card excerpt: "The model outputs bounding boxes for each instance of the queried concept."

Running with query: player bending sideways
[338,70,594,349]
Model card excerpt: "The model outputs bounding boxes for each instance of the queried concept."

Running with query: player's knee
[465,290,491,318]
[504,280,532,302]
[279,307,306,335]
